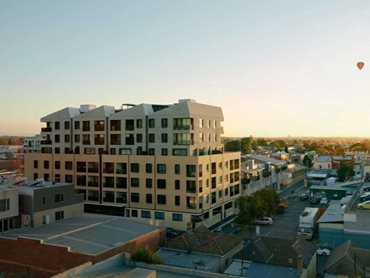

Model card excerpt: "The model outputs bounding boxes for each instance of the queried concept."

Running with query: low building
[324,240,370,277]
[18,179,84,227]
[309,181,360,200]
[0,184,20,232]
[0,214,164,277]
[332,155,354,170]
[163,225,243,272]
[281,164,306,186]
[306,169,330,186]
[22,135,44,153]
[313,155,332,170]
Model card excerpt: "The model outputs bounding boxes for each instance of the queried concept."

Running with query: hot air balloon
[357,61,365,70]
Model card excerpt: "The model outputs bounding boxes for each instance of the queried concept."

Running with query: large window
[186,165,196,177]
[157,164,166,174]
[110,120,121,131]
[155,211,165,220]
[94,120,105,131]
[161,133,168,143]
[131,178,140,187]
[173,133,193,145]
[157,179,166,189]
[110,134,121,145]
[0,199,10,212]
[142,210,151,218]
[125,120,134,131]
[172,213,183,222]
[173,118,193,130]
[161,118,168,128]
[157,194,166,205]
[54,193,64,203]
[55,211,64,220]
[131,163,139,173]
[186,180,196,193]
[131,193,139,202]
[82,121,90,131]
[149,119,155,128]
[94,134,105,145]
[146,194,152,204]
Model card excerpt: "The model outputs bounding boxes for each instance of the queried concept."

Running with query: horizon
[2,1,370,137]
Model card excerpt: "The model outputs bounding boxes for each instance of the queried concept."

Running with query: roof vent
[80,104,96,113]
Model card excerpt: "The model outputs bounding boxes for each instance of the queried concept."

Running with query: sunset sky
[1,0,370,137]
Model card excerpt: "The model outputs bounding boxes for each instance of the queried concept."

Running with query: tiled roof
[325,240,370,277]
[166,226,241,256]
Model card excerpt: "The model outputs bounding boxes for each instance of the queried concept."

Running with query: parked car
[276,206,285,214]
[279,198,288,208]
[310,197,320,205]
[363,186,370,192]
[360,194,370,202]
[299,193,309,201]
[358,200,370,210]
[320,197,330,206]
[255,217,273,225]
[316,247,331,256]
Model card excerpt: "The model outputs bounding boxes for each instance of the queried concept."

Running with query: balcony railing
[174,124,193,130]
[41,127,52,132]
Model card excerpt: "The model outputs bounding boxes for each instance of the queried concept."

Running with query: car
[255,217,273,225]
[358,200,370,210]
[316,247,331,256]
[275,206,285,214]
[299,193,309,201]
[320,197,330,206]
[279,198,288,208]
[360,194,370,202]
[310,197,320,204]
[363,186,370,192]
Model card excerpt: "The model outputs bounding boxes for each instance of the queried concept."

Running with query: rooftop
[318,204,344,223]
[1,214,159,255]
[246,154,286,166]
[315,155,332,163]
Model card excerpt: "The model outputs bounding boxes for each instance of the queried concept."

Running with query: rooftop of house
[0,214,160,256]
[156,248,220,271]
[315,155,332,163]
[318,204,344,223]
[165,225,241,256]
[325,240,370,277]
[234,237,316,268]
[246,154,286,166]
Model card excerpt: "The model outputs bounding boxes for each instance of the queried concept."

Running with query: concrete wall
[33,202,83,227]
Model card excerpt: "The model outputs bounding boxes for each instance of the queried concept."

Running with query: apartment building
[0,183,20,232]
[22,135,44,153]
[24,100,240,230]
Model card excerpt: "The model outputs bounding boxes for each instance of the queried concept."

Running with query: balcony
[41,140,52,145]
[174,139,193,145]
[174,124,193,130]
[41,127,52,132]
[186,203,196,209]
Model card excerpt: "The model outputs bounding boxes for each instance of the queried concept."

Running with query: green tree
[303,155,313,169]
[131,248,163,264]
[337,163,355,182]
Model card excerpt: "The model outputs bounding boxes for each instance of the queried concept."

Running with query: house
[0,214,164,277]
[324,240,370,277]
[313,155,332,170]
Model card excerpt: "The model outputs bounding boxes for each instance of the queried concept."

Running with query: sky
[1,0,370,137]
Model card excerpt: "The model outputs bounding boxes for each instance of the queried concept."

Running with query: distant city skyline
[2,1,370,137]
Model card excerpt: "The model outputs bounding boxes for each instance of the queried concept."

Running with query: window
[55,161,60,170]
[146,179,152,188]
[110,134,121,145]
[131,193,139,202]
[155,212,165,220]
[110,120,121,131]
[131,178,140,187]
[175,180,180,190]
[174,164,181,174]
[161,118,168,128]
[82,134,90,145]
[173,133,193,145]
[34,160,38,169]
[146,163,152,173]
[82,121,90,131]
[161,133,168,143]
[173,148,187,156]
[157,194,166,205]
[74,134,80,143]
[149,119,155,128]
[157,164,166,174]
[54,193,64,203]
[94,134,105,145]
[172,213,183,222]
[186,165,196,177]
[64,134,70,143]
[136,133,143,143]
[116,192,127,203]
[55,211,64,220]
[148,148,155,155]
[44,160,49,169]
[146,194,153,204]
[74,121,80,130]
[116,177,127,188]
[131,210,138,217]
[103,191,115,202]
[55,147,60,154]
[149,134,155,143]
[64,121,70,130]
[175,196,180,206]
[0,199,10,212]
[125,120,134,131]
[157,179,166,189]
[186,180,196,193]
[131,163,139,173]
[65,175,73,183]
[33,173,38,180]
[142,210,151,218]
[55,121,60,130]
[136,119,143,128]
[125,134,134,145]
[55,134,60,143]
[116,163,127,174]
[161,148,168,156]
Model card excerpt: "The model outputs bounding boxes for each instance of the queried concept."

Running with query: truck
[297,207,320,240]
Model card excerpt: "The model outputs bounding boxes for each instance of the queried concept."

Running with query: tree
[131,248,163,264]
[303,155,313,169]
[284,145,289,153]
[337,163,355,182]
